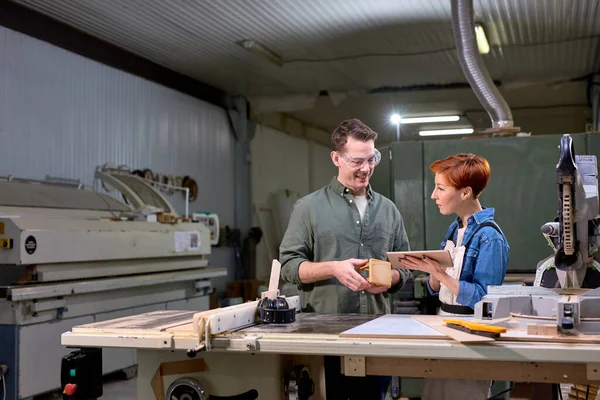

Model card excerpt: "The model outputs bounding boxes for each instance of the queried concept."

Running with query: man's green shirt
[280,177,411,314]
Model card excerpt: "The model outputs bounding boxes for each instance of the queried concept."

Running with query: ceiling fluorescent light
[401,115,460,124]
[237,39,283,67]
[474,24,490,55]
[419,128,474,137]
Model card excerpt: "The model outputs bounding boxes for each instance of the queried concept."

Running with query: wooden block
[527,324,539,335]
[542,324,558,336]
[527,323,558,336]
[157,213,177,224]
[358,258,392,286]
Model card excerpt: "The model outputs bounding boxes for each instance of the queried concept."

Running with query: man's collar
[329,177,373,198]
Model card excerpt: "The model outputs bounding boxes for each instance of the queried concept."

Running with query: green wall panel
[391,141,425,251]
[587,133,600,161]
[370,146,392,200]
[374,133,596,273]
[422,134,588,272]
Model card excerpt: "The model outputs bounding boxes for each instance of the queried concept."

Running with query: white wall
[251,125,337,281]
[311,141,338,190]
[252,126,312,205]
[0,26,236,293]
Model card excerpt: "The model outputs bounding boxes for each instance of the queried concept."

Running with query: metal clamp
[244,334,261,351]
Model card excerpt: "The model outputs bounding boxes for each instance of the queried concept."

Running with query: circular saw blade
[562,182,574,255]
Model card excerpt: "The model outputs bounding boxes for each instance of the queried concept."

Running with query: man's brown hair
[331,119,378,152]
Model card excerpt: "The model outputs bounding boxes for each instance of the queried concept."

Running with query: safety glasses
[337,148,381,169]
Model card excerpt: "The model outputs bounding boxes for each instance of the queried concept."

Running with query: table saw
[61,257,600,400]
[61,304,600,400]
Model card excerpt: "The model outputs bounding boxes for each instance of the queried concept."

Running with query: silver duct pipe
[451,0,514,129]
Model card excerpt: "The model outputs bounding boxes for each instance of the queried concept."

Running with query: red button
[63,383,77,396]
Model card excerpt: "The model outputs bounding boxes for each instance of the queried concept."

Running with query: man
[279,118,411,399]
[280,118,411,313]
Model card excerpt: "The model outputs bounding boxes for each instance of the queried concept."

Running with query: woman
[401,153,509,400]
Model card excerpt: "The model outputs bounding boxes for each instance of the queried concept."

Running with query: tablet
[386,250,453,269]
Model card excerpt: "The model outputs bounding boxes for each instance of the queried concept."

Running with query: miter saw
[474,134,600,334]
[536,134,600,289]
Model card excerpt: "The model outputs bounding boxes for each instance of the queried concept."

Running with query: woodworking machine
[475,134,600,334]
[0,175,226,399]
[60,261,600,400]
[60,293,600,400]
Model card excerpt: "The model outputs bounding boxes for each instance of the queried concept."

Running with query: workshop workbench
[61,311,600,399]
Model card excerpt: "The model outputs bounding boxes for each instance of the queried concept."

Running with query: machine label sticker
[175,231,201,253]
[24,235,37,254]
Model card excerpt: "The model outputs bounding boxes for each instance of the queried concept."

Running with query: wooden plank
[339,314,446,339]
[365,357,600,385]
[261,259,281,299]
[268,259,281,291]
[74,310,197,331]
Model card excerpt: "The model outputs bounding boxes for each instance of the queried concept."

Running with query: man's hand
[365,284,389,294]
[331,258,371,291]
[364,268,399,294]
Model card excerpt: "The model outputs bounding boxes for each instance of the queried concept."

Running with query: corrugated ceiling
[12,0,600,96]
[9,0,599,137]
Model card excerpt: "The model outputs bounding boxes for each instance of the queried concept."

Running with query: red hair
[429,153,490,198]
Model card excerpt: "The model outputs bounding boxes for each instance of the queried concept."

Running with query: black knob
[259,298,274,309]
[274,297,289,310]
[187,348,198,358]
